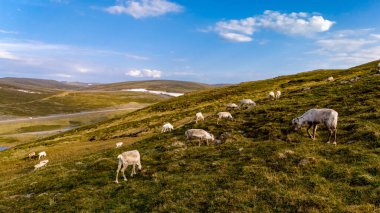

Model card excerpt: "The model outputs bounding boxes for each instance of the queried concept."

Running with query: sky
[0,0,380,84]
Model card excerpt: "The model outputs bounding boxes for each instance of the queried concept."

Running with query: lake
[0,146,10,151]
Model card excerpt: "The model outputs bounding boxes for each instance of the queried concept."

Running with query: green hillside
[0,89,167,117]
[0,61,379,211]
[87,80,213,93]
[0,77,86,91]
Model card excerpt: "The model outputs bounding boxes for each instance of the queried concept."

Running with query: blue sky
[1,0,380,84]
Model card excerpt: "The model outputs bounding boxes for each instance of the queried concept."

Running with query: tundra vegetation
[0,61,379,212]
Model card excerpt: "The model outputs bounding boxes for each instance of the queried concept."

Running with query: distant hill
[1,60,379,211]
[86,80,213,93]
[0,78,215,117]
[0,78,168,117]
[0,77,86,91]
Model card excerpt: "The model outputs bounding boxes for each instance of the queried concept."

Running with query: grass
[0,89,167,117]
[0,60,379,211]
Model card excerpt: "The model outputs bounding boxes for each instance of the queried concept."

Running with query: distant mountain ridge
[0,77,86,91]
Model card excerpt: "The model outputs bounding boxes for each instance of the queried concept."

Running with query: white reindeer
[116,142,123,148]
[268,91,275,100]
[115,150,142,183]
[161,123,174,133]
[28,152,36,160]
[185,129,215,146]
[195,112,204,124]
[292,108,338,145]
[217,112,233,124]
[226,103,239,110]
[275,91,281,100]
[240,99,256,109]
[38,151,47,160]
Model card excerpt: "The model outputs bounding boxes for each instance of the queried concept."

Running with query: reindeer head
[291,117,302,131]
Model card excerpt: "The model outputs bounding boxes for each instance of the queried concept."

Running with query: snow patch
[17,89,41,94]
[122,88,183,97]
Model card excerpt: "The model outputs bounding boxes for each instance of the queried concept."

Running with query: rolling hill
[0,77,87,91]
[0,78,213,117]
[0,61,379,211]
[86,80,213,93]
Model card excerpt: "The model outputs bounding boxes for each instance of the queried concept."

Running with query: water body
[0,146,9,151]
[122,88,184,97]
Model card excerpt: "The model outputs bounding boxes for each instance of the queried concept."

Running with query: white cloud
[54,73,72,78]
[75,66,91,73]
[105,0,183,19]
[0,29,18,34]
[311,29,380,66]
[371,34,380,40]
[126,69,162,78]
[0,50,19,60]
[258,10,334,36]
[210,10,334,42]
[219,32,253,42]
[0,39,153,83]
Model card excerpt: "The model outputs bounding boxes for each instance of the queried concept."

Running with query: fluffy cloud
[105,0,183,19]
[212,10,334,42]
[311,29,380,65]
[126,69,162,78]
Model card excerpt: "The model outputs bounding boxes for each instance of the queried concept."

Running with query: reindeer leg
[327,129,333,144]
[115,161,122,183]
[131,164,135,177]
[333,129,337,145]
[312,125,318,140]
[121,164,128,181]
[306,124,313,139]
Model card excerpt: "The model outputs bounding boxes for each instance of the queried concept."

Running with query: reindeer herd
[114,88,339,183]
[26,84,340,184]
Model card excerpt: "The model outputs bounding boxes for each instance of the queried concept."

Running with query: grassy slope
[0,89,167,116]
[0,61,379,211]
[87,80,213,93]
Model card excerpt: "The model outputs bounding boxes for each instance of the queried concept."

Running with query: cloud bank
[311,29,380,65]
[212,10,335,42]
[105,0,183,19]
[126,69,162,78]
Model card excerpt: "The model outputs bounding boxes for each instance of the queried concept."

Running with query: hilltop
[0,61,379,211]
[0,77,86,91]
